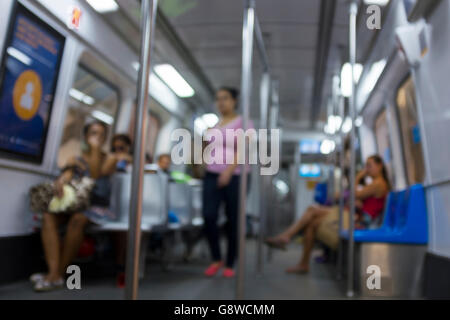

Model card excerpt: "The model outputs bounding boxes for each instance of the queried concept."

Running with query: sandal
[33,278,64,292]
[29,273,46,284]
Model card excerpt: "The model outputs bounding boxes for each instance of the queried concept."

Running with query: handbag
[29,173,95,214]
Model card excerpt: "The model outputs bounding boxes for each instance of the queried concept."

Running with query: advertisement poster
[0,4,65,163]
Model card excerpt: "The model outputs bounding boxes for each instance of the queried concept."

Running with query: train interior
[0,0,449,300]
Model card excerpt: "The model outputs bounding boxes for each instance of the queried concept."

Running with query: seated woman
[31,121,118,292]
[265,155,390,274]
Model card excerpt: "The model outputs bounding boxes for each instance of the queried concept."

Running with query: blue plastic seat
[341,184,428,244]
[314,182,328,205]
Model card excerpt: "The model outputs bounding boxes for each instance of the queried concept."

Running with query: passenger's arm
[217,153,239,188]
[101,154,119,177]
[355,180,384,201]
[86,136,103,179]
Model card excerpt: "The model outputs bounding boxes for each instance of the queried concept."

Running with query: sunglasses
[114,146,127,152]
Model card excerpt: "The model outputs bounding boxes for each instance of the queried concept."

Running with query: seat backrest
[381,191,398,229]
[381,189,408,230]
[109,172,168,225]
[381,185,427,233]
[404,184,428,242]
[190,184,203,224]
[142,172,168,225]
[109,173,132,222]
[314,183,328,205]
[169,182,192,224]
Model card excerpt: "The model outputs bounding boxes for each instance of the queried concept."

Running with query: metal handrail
[346,0,358,299]
[236,0,274,300]
[125,0,158,301]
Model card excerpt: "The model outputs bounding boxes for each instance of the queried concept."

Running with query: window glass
[128,102,161,163]
[58,66,119,167]
[396,77,425,184]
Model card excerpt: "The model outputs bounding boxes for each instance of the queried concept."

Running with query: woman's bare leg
[59,213,89,276]
[286,216,324,273]
[273,206,329,242]
[41,213,61,281]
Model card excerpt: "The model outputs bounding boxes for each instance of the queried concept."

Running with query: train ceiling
[99,0,390,132]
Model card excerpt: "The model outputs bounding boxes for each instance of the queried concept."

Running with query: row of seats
[340,184,428,245]
[93,172,203,233]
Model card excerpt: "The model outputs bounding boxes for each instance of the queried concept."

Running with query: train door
[395,76,425,185]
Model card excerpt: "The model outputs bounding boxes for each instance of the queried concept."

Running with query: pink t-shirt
[206,116,254,176]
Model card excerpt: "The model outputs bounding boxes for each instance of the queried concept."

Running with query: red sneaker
[204,262,224,277]
[116,272,125,289]
[222,268,235,278]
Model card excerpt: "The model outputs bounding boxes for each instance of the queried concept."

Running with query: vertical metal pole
[337,94,346,280]
[125,0,158,300]
[236,0,255,300]
[256,72,270,275]
[346,0,358,299]
[267,80,279,263]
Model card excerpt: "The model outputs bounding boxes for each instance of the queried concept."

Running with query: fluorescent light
[86,0,119,13]
[149,73,180,114]
[274,179,290,196]
[342,117,353,134]
[7,47,32,66]
[92,110,114,125]
[355,116,364,127]
[364,0,390,6]
[194,118,208,136]
[154,64,195,98]
[202,113,219,128]
[324,115,343,135]
[341,63,363,98]
[361,59,387,97]
[69,88,95,106]
[132,61,140,72]
[320,140,336,155]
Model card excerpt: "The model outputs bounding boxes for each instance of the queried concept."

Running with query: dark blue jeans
[202,172,243,268]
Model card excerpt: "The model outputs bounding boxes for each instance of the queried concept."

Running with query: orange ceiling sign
[68,6,82,30]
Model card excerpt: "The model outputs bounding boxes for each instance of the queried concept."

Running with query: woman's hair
[368,155,391,191]
[83,120,108,139]
[111,134,132,153]
[218,87,240,109]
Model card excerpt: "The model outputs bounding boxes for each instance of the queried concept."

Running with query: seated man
[265,155,390,274]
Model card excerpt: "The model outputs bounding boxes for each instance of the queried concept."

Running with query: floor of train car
[0,239,347,300]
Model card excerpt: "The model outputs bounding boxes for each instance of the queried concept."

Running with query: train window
[396,77,425,184]
[128,104,161,163]
[57,66,119,168]
[375,109,394,184]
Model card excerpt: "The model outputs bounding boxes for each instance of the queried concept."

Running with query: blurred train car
[0,0,448,300]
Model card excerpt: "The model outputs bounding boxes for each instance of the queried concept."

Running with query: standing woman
[202,87,252,278]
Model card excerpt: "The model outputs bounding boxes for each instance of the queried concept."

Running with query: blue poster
[0,6,65,162]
